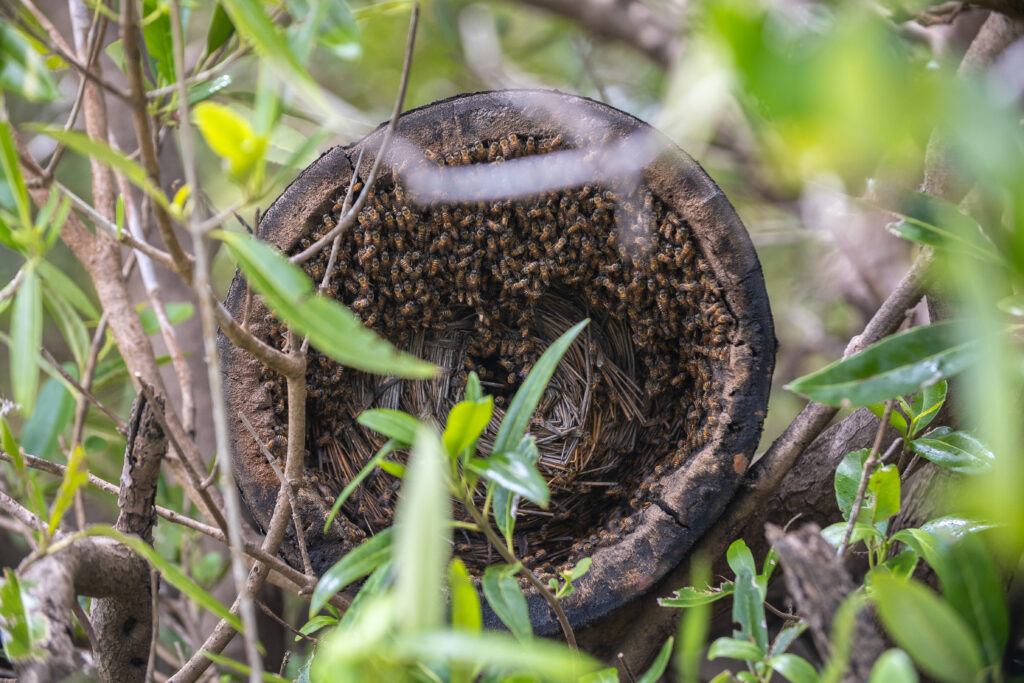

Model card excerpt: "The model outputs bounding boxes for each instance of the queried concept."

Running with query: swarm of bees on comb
[258,131,734,579]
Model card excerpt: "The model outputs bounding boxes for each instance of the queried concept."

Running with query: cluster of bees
[259,132,734,578]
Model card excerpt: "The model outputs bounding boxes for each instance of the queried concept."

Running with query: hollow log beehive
[220,90,775,634]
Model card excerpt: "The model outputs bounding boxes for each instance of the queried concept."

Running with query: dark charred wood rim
[219,89,776,635]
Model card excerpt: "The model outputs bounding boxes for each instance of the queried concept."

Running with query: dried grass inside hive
[258,132,734,578]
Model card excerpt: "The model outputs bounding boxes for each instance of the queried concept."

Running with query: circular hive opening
[256,132,732,578]
[222,89,774,633]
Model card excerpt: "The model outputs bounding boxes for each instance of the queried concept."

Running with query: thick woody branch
[766,523,886,681]
[513,0,681,68]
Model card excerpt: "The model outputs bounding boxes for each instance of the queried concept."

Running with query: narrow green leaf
[732,566,768,654]
[0,418,23,471]
[21,373,75,460]
[214,230,436,379]
[47,445,87,536]
[820,521,882,548]
[771,624,807,657]
[492,319,588,455]
[726,539,756,577]
[43,287,89,370]
[310,528,393,616]
[187,74,232,106]
[297,614,336,639]
[909,427,994,474]
[908,380,946,435]
[882,191,1001,264]
[469,439,549,507]
[141,0,176,85]
[36,261,96,324]
[579,668,619,683]
[357,409,420,446]
[890,528,950,581]
[206,4,236,54]
[0,568,46,661]
[659,583,734,608]
[881,549,919,580]
[218,0,312,85]
[869,649,918,683]
[448,558,482,633]
[84,526,244,633]
[676,555,711,683]
[27,126,170,211]
[769,653,819,683]
[867,403,908,437]
[336,561,392,630]
[938,534,1008,667]
[0,23,60,102]
[870,572,985,683]
[202,651,291,683]
[0,119,30,231]
[637,636,673,683]
[707,636,764,662]
[787,321,980,408]
[11,268,42,414]
[324,438,398,532]
[569,557,591,582]
[482,563,532,642]
[393,425,449,633]
[443,397,493,458]
[868,465,900,524]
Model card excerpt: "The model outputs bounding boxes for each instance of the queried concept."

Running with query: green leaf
[0,23,59,102]
[193,101,267,180]
[391,630,601,680]
[569,557,591,582]
[676,556,711,682]
[448,558,482,633]
[820,521,883,548]
[443,397,493,459]
[771,624,807,657]
[482,563,532,642]
[908,380,946,435]
[707,636,764,662]
[0,568,46,661]
[492,319,588,455]
[11,268,42,414]
[27,125,171,211]
[357,409,420,445]
[769,653,819,683]
[659,583,734,608]
[0,120,30,232]
[868,465,900,524]
[918,515,994,541]
[47,445,87,536]
[214,230,436,379]
[880,549,919,580]
[819,594,864,683]
[141,0,176,85]
[137,301,195,336]
[218,0,313,86]
[726,539,755,577]
[732,566,768,654]
[36,259,98,320]
[21,373,75,460]
[867,403,908,438]
[834,449,870,521]
[883,191,1001,264]
[909,427,994,474]
[187,74,233,107]
[787,321,980,408]
[310,528,393,616]
[469,435,549,507]
[297,614,336,639]
[579,668,619,683]
[637,636,673,683]
[891,528,950,580]
[318,1,361,60]
[393,425,449,633]
[206,4,236,54]
[43,287,89,370]
[938,534,1008,667]
[324,438,398,532]
[870,572,985,683]
[336,561,392,630]
[869,649,918,683]
[83,526,244,633]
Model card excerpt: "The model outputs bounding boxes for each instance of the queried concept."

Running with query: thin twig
[290,2,421,265]
[41,347,127,432]
[146,567,160,683]
[239,411,314,577]
[838,401,894,557]
[170,1,261,677]
[255,600,318,645]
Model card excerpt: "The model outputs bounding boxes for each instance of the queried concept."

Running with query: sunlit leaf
[11,268,42,414]
[909,427,994,474]
[214,230,436,379]
[0,23,59,102]
[47,445,87,536]
[769,653,818,683]
[193,102,266,180]
[443,397,493,459]
[358,409,420,445]
[868,465,900,524]
[787,321,980,408]
[726,538,755,577]
[869,649,918,683]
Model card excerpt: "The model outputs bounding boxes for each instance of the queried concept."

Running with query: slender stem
[838,401,893,557]
[460,489,577,649]
[41,347,127,432]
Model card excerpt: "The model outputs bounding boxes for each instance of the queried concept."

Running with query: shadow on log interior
[220,89,775,635]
